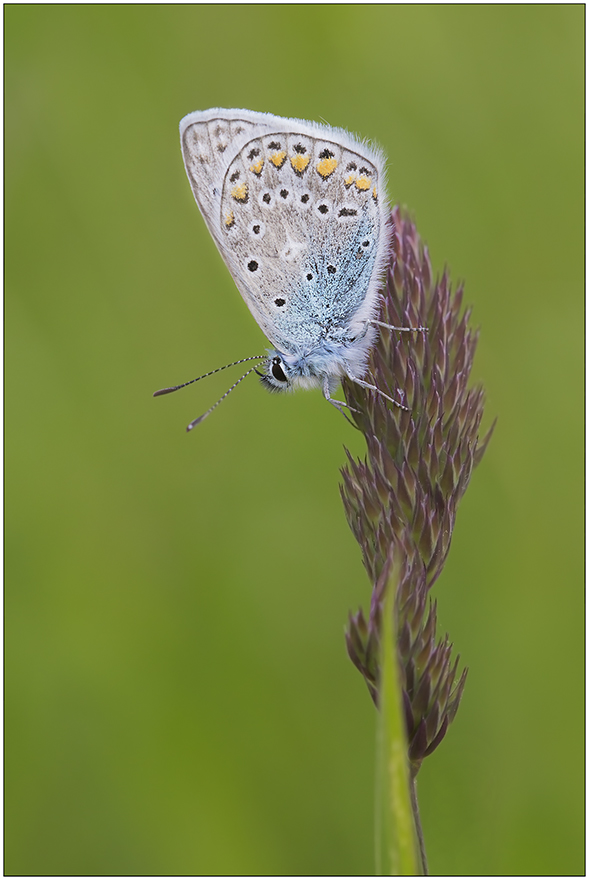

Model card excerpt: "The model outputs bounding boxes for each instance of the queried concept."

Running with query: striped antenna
[186,367,261,431]
[153,355,266,397]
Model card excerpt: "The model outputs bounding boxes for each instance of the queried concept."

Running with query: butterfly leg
[369,319,428,333]
[322,376,360,425]
[346,371,409,412]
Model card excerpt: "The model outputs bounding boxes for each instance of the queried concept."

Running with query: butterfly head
[256,352,299,393]
[255,345,356,394]
[257,349,334,393]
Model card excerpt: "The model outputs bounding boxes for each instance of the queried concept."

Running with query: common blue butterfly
[155,109,425,429]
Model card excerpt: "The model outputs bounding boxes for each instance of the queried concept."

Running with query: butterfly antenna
[186,367,260,431]
[153,355,266,397]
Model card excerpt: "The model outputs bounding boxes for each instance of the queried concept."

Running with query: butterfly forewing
[180,109,389,354]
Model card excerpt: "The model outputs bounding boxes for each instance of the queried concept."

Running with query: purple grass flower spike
[341,206,495,775]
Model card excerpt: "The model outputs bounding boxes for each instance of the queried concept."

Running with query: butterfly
[154,109,425,429]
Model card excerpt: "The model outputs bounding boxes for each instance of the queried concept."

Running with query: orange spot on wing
[344,173,356,188]
[224,211,235,228]
[316,157,338,178]
[355,175,371,191]
[290,154,310,173]
[250,158,264,175]
[231,183,248,201]
[269,150,287,168]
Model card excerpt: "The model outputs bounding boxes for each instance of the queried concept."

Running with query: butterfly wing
[180,109,389,353]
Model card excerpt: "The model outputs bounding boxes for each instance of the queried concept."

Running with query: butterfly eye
[271,357,288,383]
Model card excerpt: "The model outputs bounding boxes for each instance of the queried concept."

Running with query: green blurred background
[6,5,583,875]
